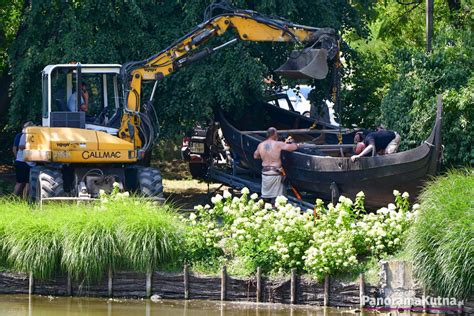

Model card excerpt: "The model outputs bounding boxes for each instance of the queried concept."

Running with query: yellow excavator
[23,6,339,201]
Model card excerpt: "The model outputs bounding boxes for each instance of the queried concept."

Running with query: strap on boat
[424,140,435,147]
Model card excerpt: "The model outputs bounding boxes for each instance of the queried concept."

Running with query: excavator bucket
[275,48,329,80]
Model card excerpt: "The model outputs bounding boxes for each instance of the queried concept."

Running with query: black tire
[137,167,163,198]
[189,163,208,179]
[30,167,64,202]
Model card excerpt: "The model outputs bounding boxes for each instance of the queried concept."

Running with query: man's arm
[351,143,374,162]
[18,134,26,150]
[281,142,298,152]
[253,144,261,159]
[81,90,89,112]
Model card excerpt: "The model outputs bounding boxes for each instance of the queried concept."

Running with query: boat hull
[218,99,442,208]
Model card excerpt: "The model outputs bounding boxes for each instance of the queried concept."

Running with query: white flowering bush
[304,191,417,279]
[224,195,315,272]
[185,188,418,277]
[304,197,359,277]
[356,191,417,256]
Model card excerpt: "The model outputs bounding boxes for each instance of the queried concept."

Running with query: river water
[0,295,393,316]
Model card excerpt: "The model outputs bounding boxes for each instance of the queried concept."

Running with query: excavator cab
[42,64,123,134]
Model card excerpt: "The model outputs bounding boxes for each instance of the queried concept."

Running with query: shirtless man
[253,127,299,203]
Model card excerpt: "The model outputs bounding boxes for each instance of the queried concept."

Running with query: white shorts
[385,132,401,154]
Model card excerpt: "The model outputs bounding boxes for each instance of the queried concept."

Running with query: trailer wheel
[189,163,208,179]
[137,167,163,198]
[30,167,65,202]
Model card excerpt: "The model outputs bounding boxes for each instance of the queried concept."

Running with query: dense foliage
[408,169,474,299]
[183,188,416,278]
[5,0,375,136]
[379,28,473,166]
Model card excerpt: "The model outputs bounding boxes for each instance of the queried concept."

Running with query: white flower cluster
[186,188,417,277]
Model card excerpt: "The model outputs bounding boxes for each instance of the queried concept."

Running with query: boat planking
[217,97,442,209]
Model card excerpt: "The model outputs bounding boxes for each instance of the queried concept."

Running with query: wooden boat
[217,97,442,208]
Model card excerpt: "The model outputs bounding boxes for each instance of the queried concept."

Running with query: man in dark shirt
[351,130,401,162]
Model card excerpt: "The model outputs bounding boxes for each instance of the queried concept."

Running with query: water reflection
[0,294,412,316]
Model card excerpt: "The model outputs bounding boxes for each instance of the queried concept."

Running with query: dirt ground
[0,161,226,210]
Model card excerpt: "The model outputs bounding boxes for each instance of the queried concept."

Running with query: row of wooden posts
[27,265,367,308]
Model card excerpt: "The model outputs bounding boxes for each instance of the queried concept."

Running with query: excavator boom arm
[119,10,338,147]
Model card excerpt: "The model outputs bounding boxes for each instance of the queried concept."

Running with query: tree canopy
[1,0,472,166]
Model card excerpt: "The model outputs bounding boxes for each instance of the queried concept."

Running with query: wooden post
[184,264,189,300]
[423,287,428,310]
[220,266,227,301]
[145,269,152,298]
[359,273,365,309]
[28,272,34,295]
[67,273,72,296]
[290,268,297,304]
[323,275,329,307]
[256,267,262,303]
[426,0,434,52]
[108,265,113,298]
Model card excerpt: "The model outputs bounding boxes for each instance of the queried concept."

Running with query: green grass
[0,198,183,282]
[407,169,474,299]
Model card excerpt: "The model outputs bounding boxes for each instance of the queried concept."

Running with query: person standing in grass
[13,121,35,197]
[253,127,299,204]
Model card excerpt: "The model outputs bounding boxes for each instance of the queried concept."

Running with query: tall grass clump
[61,207,121,282]
[0,195,184,282]
[118,201,183,272]
[0,197,30,267]
[408,169,474,299]
[3,201,67,279]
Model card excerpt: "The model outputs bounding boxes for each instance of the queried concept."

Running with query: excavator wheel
[30,167,65,202]
[137,167,163,198]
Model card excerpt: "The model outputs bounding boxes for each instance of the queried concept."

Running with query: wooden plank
[256,267,262,303]
[221,266,227,301]
[298,143,354,149]
[323,275,329,307]
[359,273,365,308]
[290,268,297,304]
[67,273,72,296]
[241,128,351,135]
[108,266,113,297]
[184,264,189,300]
[28,272,34,295]
[146,270,152,298]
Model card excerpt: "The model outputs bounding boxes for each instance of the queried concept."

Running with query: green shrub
[408,169,474,299]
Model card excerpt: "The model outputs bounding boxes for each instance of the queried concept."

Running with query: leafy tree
[380,28,473,166]
[6,0,376,140]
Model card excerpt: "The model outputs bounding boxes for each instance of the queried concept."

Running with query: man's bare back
[253,134,298,168]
